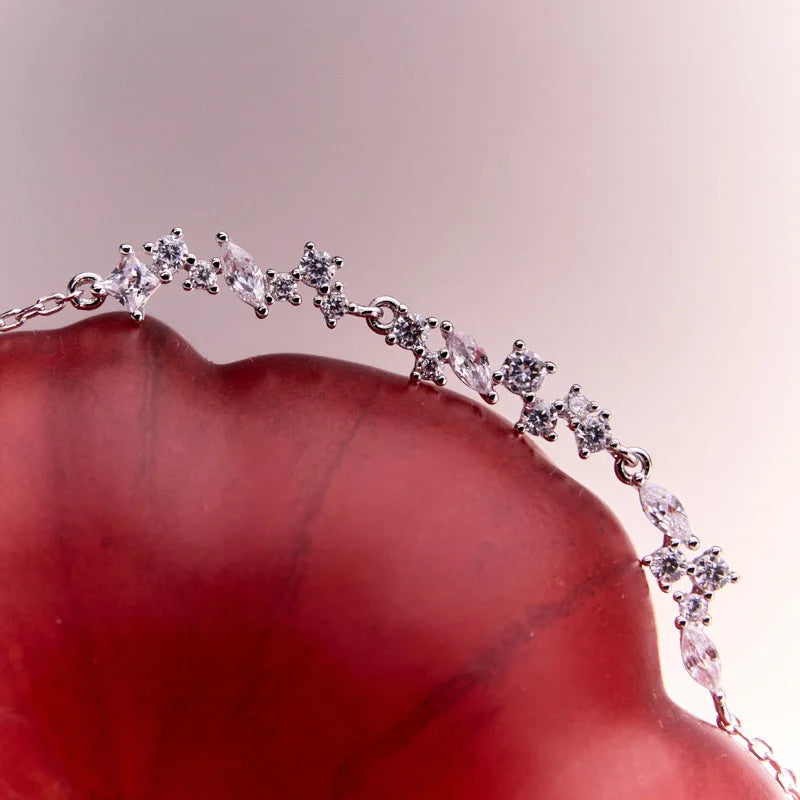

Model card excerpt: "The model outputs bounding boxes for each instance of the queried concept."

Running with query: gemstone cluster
[7,227,787,792]
[93,229,741,700]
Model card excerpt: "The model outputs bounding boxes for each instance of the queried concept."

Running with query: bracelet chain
[0,230,794,794]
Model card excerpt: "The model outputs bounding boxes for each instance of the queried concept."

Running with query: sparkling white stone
[96,252,160,318]
[639,482,694,544]
[443,330,493,395]
[184,260,219,293]
[564,392,592,419]
[501,348,547,396]
[298,246,339,289]
[518,398,558,439]
[151,234,188,278]
[318,292,349,328]
[220,241,266,309]
[269,272,299,302]
[645,546,689,585]
[676,592,710,624]
[692,549,734,593]
[413,350,447,385]
[680,625,722,691]
[391,313,429,350]
[574,414,613,455]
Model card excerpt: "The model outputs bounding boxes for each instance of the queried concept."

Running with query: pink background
[2,0,799,759]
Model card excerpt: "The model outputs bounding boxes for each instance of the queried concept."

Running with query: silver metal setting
[0,228,794,795]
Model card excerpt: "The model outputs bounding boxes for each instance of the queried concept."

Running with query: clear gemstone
[502,349,547,395]
[96,253,160,316]
[564,393,592,419]
[319,292,349,325]
[678,592,709,623]
[186,259,218,292]
[645,546,689,584]
[220,241,266,308]
[443,330,492,394]
[575,414,612,454]
[269,272,298,301]
[519,399,557,438]
[692,550,733,593]
[414,350,444,383]
[639,482,693,543]
[392,313,429,350]
[151,234,188,276]
[680,626,722,691]
[298,247,339,288]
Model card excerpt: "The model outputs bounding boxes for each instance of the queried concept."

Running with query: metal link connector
[0,273,106,334]
[713,691,800,797]
[68,272,106,311]
[0,234,797,800]
[611,444,653,486]
[346,302,382,320]
[366,296,406,335]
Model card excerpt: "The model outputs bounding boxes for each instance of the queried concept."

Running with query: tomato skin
[0,314,777,799]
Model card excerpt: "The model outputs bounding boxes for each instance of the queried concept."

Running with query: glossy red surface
[0,314,779,798]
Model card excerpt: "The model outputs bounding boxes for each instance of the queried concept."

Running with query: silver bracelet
[1,227,797,795]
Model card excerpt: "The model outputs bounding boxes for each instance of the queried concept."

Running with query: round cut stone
[414,351,444,383]
[565,393,592,419]
[319,292,349,324]
[680,626,722,691]
[270,272,298,301]
[646,546,689,584]
[639,482,693,543]
[692,550,733,593]
[575,414,612,454]
[187,259,218,292]
[221,241,266,309]
[392,313,429,350]
[677,592,709,623]
[443,330,492,395]
[152,234,188,276]
[502,349,547,395]
[298,247,338,288]
[519,399,557,438]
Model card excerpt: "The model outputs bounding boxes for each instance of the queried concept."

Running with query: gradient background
[2,0,799,762]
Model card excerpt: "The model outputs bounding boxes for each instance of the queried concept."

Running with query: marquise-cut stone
[443,330,493,395]
[680,626,722,691]
[96,253,160,317]
[639,482,693,543]
[692,549,733,593]
[220,241,266,308]
[501,349,547,395]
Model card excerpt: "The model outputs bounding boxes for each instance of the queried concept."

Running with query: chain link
[0,253,797,798]
[0,292,78,333]
[366,295,406,335]
[730,728,800,797]
[0,274,105,334]
[611,443,653,486]
[714,692,800,797]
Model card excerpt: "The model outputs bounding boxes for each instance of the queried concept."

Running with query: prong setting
[77,228,754,728]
